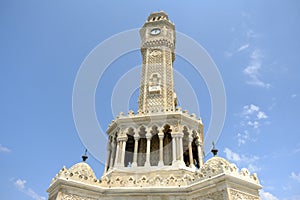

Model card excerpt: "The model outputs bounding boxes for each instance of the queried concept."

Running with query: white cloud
[243,104,259,115]
[243,49,271,88]
[14,179,26,190]
[27,189,46,200]
[237,138,245,146]
[248,163,261,172]
[13,179,46,200]
[237,131,250,146]
[225,43,249,58]
[243,64,270,88]
[238,43,249,52]
[237,104,269,145]
[226,17,269,88]
[260,190,279,200]
[224,147,241,162]
[242,104,268,121]
[290,172,300,183]
[0,144,11,153]
[291,94,297,98]
[250,49,263,60]
[247,121,259,129]
[243,155,259,164]
[244,62,260,76]
[257,111,268,119]
[237,131,251,146]
[223,148,260,172]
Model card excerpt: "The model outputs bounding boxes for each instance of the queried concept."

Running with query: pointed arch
[124,128,135,167]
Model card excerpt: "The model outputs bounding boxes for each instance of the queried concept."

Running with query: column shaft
[179,136,184,161]
[172,135,176,164]
[132,137,139,167]
[158,132,164,166]
[145,136,151,167]
[114,141,120,166]
[188,137,195,168]
[197,143,204,168]
[103,145,111,174]
[121,140,127,167]
[176,137,180,160]
[109,141,115,169]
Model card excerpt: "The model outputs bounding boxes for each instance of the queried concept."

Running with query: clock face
[150,28,161,35]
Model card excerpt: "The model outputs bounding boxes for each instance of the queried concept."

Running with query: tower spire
[82,149,88,162]
[211,142,218,157]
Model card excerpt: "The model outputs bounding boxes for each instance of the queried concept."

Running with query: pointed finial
[211,142,218,156]
[82,149,88,162]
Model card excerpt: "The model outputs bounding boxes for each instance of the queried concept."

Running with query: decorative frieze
[60,192,96,200]
[229,189,260,200]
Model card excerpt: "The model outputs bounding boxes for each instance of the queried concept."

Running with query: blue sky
[1,1,300,200]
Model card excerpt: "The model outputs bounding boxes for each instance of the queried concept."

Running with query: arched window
[149,73,161,86]
[124,133,134,167]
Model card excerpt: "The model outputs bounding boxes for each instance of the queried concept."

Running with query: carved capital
[134,133,140,140]
[146,133,152,139]
[117,135,128,142]
[158,132,164,139]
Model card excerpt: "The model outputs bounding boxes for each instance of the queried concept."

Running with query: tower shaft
[138,12,177,113]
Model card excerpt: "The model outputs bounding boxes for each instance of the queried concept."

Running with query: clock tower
[138,11,177,113]
[47,11,262,200]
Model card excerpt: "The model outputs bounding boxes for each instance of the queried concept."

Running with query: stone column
[114,132,128,167]
[158,131,164,167]
[198,142,204,168]
[103,142,111,174]
[109,139,116,169]
[172,133,185,167]
[132,133,140,167]
[176,136,180,160]
[188,136,195,169]
[145,132,152,167]
[178,133,185,167]
[114,140,120,166]
[120,139,127,167]
[171,134,177,165]
[196,139,204,169]
[179,134,184,161]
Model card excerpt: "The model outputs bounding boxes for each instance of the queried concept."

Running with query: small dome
[68,162,97,180]
[200,156,235,175]
[204,156,232,168]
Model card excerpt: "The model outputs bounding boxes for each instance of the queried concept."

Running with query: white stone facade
[48,157,261,200]
[47,11,262,200]
[138,11,176,113]
[105,110,204,171]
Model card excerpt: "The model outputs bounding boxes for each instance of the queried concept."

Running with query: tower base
[47,157,261,200]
